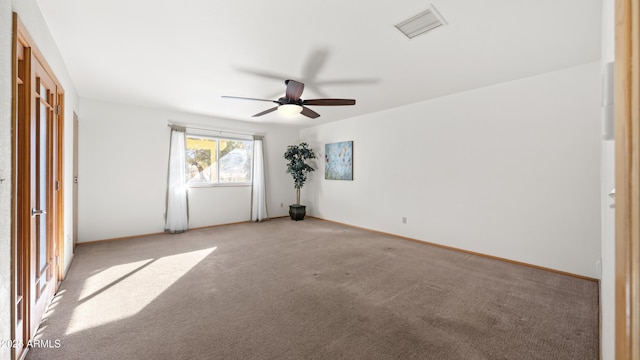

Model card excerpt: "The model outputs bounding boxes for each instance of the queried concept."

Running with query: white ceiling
[35,0,602,127]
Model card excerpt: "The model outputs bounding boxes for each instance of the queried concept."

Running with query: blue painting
[325,141,353,180]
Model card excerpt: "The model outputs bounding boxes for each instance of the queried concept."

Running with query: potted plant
[283,142,317,221]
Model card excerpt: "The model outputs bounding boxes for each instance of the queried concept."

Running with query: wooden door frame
[57,90,65,282]
[11,13,30,360]
[615,0,640,358]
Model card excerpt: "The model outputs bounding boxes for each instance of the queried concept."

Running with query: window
[186,135,253,186]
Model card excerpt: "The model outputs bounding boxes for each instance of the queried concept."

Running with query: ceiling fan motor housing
[278,97,303,105]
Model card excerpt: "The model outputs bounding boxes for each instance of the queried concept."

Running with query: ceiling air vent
[395,5,447,39]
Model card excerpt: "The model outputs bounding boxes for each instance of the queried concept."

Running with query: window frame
[185,133,254,188]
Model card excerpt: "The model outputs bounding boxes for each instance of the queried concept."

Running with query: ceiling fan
[222,79,356,119]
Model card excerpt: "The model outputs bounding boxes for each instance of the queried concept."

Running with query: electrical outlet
[402,217,407,224]
[280,202,284,208]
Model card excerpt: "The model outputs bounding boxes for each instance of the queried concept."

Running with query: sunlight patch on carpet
[64,246,217,335]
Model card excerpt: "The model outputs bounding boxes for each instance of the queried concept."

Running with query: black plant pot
[289,204,306,221]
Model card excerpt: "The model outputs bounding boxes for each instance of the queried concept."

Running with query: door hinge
[55,180,60,191]
[55,105,60,115]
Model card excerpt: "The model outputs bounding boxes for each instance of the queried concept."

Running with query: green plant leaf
[284,143,317,196]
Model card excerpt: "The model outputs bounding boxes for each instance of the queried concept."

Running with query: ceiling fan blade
[301,106,320,119]
[314,78,379,86]
[252,107,279,117]
[285,80,305,100]
[302,48,329,81]
[222,95,278,104]
[302,84,329,99]
[234,67,289,81]
[302,99,356,106]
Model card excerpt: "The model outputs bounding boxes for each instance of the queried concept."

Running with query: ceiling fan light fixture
[279,104,303,116]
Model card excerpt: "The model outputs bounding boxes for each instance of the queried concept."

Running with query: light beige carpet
[26,218,598,359]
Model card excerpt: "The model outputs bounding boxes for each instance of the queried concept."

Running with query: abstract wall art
[325,141,353,180]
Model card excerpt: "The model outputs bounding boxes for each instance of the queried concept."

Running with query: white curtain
[165,126,189,233]
[251,136,268,222]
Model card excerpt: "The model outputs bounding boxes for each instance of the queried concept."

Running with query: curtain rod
[167,122,256,137]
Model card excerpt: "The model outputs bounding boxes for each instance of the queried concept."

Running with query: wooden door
[29,56,59,334]
[12,14,64,359]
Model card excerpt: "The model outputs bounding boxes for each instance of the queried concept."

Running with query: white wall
[600,0,615,357]
[78,98,299,242]
[0,2,13,359]
[301,62,602,278]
